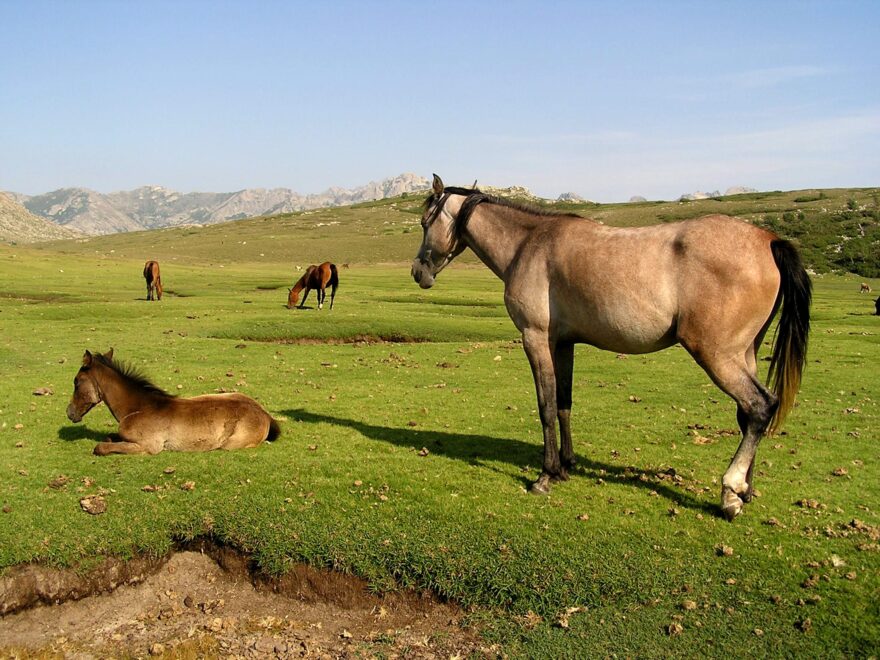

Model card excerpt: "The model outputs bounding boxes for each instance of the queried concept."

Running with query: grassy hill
[31,186,880,277]
[1,186,878,656]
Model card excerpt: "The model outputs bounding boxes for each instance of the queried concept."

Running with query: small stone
[796,617,812,633]
[32,387,54,396]
[681,600,697,611]
[667,622,683,636]
[716,544,734,557]
[80,495,107,515]
[163,466,176,474]
[149,643,165,656]
[180,481,196,491]
[418,447,430,456]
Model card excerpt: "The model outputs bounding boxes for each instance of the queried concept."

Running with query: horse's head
[286,287,298,309]
[66,349,110,422]
[411,174,470,289]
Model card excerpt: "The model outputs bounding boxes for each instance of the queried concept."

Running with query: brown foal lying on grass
[67,349,280,455]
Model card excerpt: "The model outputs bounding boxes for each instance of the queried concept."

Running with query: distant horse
[143,260,162,301]
[66,349,280,455]
[287,262,338,310]
[860,282,872,293]
[412,175,811,521]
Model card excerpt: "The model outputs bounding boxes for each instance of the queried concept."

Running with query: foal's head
[66,349,112,422]
[411,174,474,289]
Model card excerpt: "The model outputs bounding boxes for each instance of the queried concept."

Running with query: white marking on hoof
[721,489,744,521]
[530,475,551,495]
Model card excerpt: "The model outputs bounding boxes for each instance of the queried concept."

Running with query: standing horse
[287,262,338,310]
[66,349,280,455]
[143,260,162,301]
[412,175,811,521]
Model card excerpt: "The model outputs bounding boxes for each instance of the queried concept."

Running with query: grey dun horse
[412,175,811,520]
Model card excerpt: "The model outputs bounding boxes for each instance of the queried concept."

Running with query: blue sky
[1,0,878,201]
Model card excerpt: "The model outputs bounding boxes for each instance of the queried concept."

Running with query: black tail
[329,263,339,309]
[266,417,281,442]
[767,240,812,434]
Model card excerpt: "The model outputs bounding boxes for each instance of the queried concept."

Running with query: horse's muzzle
[411,260,435,289]
[66,403,82,423]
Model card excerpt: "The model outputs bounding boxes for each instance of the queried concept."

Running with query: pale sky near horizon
[1,0,878,201]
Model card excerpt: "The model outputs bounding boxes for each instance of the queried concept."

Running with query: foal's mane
[424,187,584,230]
[94,353,174,398]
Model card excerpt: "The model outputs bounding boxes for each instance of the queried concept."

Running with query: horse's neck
[94,364,146,421]
[462,204,534,279]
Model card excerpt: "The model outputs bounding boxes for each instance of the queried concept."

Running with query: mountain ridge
[11,173,432,236]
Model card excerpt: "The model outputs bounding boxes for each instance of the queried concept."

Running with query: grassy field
[1,192,878,656]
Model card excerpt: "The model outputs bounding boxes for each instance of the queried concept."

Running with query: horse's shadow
[282,409,718,517]
[57,426,107,442]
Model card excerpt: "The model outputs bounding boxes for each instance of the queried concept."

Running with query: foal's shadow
[58,425,107,443]
[283,409,718,516]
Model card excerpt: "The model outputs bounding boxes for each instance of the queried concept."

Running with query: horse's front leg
[522,329,561,494]
[299,288,311,308]
[94,431,162,456]
[555,342,576,478]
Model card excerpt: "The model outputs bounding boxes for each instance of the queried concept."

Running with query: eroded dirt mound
[0,549,487,658]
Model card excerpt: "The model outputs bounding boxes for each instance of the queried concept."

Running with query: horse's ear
[82,350,93,366]
[432,174,444,196]
[472,179,478,190]
[105,347,114,360]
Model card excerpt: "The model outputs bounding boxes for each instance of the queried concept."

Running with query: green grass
[1,195,879,656]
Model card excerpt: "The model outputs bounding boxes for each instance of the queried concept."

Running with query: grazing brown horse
[66,349,280,455]
[143,260,162,301]
[412,175,811,521]
[287,262,338,310]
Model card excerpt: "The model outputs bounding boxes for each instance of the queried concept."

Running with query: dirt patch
[0,543,486,658]
[263,334,431,346]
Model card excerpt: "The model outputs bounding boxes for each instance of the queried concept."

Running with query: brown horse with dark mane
[287,262,338,309]
[412,175,811,521]
[143,260,162,301]
[67,349,280,455]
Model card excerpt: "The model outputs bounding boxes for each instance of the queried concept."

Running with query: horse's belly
[556,300,677,354]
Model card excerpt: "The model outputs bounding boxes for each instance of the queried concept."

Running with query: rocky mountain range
[8,173,432,237]
[3,173,760,241]
[0,192,81,243]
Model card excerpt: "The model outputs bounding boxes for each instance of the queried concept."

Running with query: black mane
[425,187,582,228]
[95,353,174,397]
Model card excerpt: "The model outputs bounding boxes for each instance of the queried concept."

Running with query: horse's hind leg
[318,287,325,310]
[692,350,778,520]
[555,341,576,478]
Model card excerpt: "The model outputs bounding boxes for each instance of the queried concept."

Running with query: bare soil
[0,543,488,659]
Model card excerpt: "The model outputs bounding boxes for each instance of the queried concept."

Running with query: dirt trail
[0,549,487,658]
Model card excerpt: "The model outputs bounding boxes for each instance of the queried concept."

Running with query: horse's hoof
[530,475,551,495]
[720,490,744,521]
[552,468,570,482]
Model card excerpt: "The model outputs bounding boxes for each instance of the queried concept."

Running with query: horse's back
[509,214,780,352]
[161,392,274,450]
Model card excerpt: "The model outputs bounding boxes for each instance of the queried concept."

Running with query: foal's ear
[432,174,444,196]
[82,350,93,366]
[105,347,114,360]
